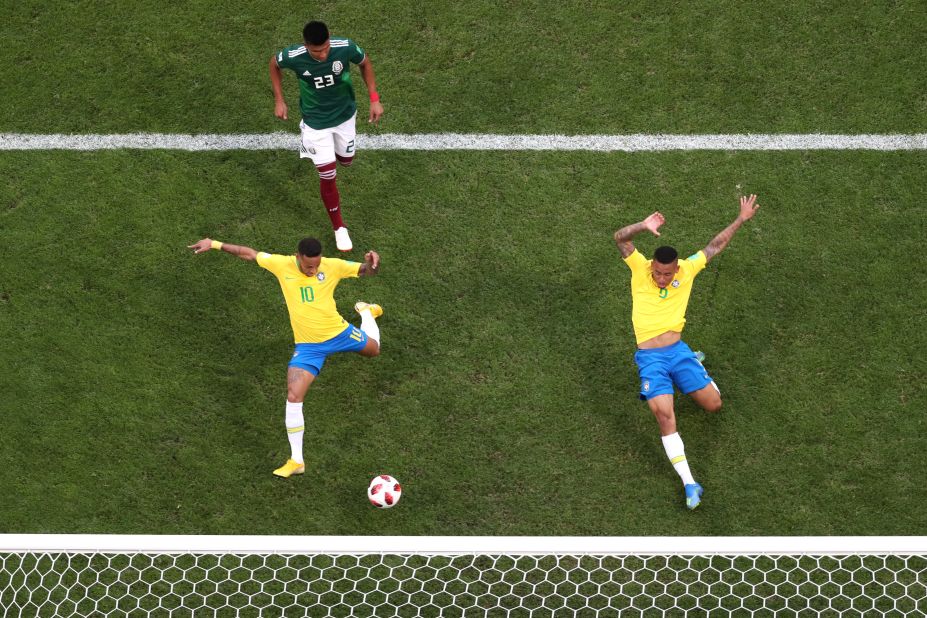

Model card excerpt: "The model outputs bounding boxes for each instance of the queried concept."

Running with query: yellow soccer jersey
[256,253,361,343]
[624,249,707,345]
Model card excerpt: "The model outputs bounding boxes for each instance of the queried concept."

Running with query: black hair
[303,21,329,46]
[653,246,678,264]
[297,237,323,257]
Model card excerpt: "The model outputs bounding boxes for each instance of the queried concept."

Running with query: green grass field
[1,1,926,538]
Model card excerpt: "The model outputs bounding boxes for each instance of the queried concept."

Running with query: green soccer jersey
[275,38,366,129]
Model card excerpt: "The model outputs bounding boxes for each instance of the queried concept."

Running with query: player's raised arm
[188,238,259,261]
[269,56,288,120]
[358,250,380,276]
[614,212,665,258]
[702,194,760,262]
[357,57,383,125]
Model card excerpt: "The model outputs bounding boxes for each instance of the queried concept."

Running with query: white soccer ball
[368,474,402,508]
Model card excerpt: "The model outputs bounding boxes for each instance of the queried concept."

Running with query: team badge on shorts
[317,272,326,282]
[643,380,650,392]
[332,61,343,75]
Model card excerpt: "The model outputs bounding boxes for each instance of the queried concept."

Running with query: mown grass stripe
[1,133,926,151]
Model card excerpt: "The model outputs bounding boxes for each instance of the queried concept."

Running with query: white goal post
[2,535,925,616]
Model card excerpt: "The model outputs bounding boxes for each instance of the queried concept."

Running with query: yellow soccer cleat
[354,302,383,319]
[272,459,305,478]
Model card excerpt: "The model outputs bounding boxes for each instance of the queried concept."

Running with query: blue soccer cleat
[685,483,704,510]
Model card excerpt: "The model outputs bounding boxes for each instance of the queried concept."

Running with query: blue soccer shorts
[289,325,368,376]
[633,340,713,401]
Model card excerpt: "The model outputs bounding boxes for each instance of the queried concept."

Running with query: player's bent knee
[359,340,380,357]
[691,382,722,412]
[697,394,722,413]
[287,383,312,402]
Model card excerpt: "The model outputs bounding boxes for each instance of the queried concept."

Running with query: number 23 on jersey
[313,75,335,89]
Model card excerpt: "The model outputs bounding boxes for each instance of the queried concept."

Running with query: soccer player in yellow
[614,194,760,509]
[189,236,383,478]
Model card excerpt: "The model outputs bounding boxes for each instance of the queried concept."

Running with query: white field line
[1,133,927,151]
[3,534,927,555]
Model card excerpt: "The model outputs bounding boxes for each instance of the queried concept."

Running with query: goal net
[1,535,925,616]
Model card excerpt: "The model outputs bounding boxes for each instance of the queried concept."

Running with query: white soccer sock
[285,401,305,464]
[661,432,696,486]
[359,309,380,344]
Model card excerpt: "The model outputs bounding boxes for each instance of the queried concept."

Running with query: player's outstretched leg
[650,396,703,510]
[273,399,306,477]
[274,367,314,478]
[355,302,382,357]
[661,431,701,510]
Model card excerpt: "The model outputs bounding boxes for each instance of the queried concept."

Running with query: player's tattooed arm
[702,221,742,261]
[613,223,645,258]
[188,239,258,261]
[614,212,665,258]
[358,250,380,276]
[703,194,760,262]
[222,244,258,261]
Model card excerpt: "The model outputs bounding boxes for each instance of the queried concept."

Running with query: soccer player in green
[189,236,383,478]
[270,21,384,253]
[614,194,760,509]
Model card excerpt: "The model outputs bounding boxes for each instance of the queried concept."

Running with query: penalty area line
[1,133,926,151]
